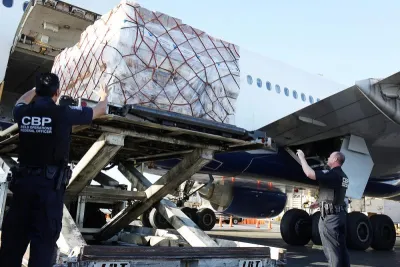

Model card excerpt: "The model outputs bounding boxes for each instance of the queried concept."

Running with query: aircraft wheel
[370,214,396,251]
[180,207,198,224]
[280,208,312,246]
[149,208,171,230]
[233,218,239,225]
[346,212,372,250]
[311,211,322,245]
[141,209,152,228]
[83,205,107,228]
[196,208,216,231]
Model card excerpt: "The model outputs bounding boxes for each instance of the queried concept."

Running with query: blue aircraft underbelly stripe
[154,149,313,184]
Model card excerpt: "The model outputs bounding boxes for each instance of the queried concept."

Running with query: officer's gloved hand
[59,96,76,107]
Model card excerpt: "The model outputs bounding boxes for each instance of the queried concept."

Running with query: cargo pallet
[0,105,286,266]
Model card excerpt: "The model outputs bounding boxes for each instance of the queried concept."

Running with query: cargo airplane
[1,0,400,251]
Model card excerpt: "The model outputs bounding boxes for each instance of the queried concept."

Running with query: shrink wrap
[52,0,240,123]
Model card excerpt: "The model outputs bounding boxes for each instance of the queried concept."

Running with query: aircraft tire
[311,211,322,245]
[83,205,107,228]
[180,207,199,224]
[196,208,216,231]
[280,208,312,246]
[346,212,372,250]
[369,214,396,251]
[141,209,152,228]
[149,208,171,230]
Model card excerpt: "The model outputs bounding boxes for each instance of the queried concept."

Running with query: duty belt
[9,164,71,192]
[19,165,60,176]
[20,166,46,176]
[320,201,346,217]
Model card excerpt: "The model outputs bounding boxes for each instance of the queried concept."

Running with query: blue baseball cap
[35,72,60,97]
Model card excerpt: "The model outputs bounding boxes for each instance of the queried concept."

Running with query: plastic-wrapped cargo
[52,0,240,124]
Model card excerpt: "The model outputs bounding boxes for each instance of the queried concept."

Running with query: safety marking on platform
[92,262,130,267]
[239,259,264,267]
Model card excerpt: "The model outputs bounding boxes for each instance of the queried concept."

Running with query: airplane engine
[199,183,287,218]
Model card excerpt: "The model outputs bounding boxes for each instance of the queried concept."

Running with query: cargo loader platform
[60,246,284,267]
[0,105,284,266]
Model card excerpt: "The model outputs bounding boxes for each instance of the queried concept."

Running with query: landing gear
[169,178,216,231]
[141,176,218,231]
[180,207,199,224]
[369,214,396,251]
[142,206,217,231]
[141,209,152,228]
[82,203,107,228]
[346,212,372,250]
[180,207,216,231]
[281,209,396,251]
[149,208,172,229]
[280,208,312,246]
[311,211,322,245]
[196,208,217,231]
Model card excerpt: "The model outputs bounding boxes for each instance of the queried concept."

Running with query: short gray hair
[335,152,345,165]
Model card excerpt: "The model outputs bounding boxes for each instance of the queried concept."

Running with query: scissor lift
[0,105,285,266]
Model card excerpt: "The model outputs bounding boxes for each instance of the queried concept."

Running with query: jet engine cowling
[199,183,287,218]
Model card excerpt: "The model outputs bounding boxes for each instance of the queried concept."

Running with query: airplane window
[257,78,262,88]
[316,98,320,102]
[247,75,253,85]
[266,81,271,90]
[301,93,306,102]
[23,1,29,11]
[293,90,298,99]
[275,85,281,94]
[284,87,289,96]
[309,96,314,104]
[2,0,13,8]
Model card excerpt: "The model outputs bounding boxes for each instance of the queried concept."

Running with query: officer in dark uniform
[0,73,109,267]
[296,150,350,267]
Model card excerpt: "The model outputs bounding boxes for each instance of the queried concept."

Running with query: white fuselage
[235,48,345,130]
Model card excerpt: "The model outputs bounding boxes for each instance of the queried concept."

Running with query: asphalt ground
[206,223,400,267]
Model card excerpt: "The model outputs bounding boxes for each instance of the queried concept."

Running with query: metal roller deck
[0,104,273,163]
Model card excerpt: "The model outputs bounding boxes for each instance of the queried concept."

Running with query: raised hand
[93,84,110,101]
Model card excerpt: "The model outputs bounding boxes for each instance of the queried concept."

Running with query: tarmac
[1,221,398,266]
[206,223,400,267]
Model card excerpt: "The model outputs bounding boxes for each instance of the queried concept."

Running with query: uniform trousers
[0,174,65,267]
[318,210,350,267]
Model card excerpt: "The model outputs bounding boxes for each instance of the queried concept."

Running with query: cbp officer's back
[0,73,109,267]
[296,150,350,267]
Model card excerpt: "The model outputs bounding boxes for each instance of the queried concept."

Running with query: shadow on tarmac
[207,230,400,267]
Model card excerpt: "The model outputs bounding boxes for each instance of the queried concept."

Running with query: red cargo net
[52,0,240,123]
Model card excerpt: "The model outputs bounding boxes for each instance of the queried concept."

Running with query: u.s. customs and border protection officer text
[296,150,350,267]
[0,73,109,267]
